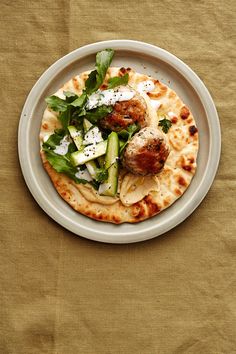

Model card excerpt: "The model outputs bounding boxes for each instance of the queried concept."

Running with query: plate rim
[18,39,221,243]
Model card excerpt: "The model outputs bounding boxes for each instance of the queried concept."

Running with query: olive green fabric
[0,1,235,353]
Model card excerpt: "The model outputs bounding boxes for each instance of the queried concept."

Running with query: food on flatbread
[99,87,148,131]
[40,49,198,223]
[122,127,170,176]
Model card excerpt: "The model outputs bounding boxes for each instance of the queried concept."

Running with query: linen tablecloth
[0,1,235,353]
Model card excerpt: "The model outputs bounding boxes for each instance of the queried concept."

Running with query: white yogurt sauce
[54,136,70,155]
[86,88,135,110]
[83,126,103,145]
[75,168,92,182]
[137,80,155,93]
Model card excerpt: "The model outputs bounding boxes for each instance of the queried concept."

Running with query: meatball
[122,127,170,176]
[99,93,147,132]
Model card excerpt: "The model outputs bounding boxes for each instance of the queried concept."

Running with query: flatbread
[40,67,198,223]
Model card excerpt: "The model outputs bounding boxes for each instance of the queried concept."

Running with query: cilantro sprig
[158,117,172,133]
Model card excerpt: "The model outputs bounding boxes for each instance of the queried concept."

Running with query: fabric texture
[0,0,235,353]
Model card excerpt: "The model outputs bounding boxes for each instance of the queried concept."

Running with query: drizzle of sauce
[75,168,92,181]
[54,136,70,155]
[83,126,103,145]
[86,88,135,110]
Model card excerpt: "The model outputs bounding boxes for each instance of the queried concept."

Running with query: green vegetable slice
[85,160,98,179]
[68,126,83,151]
[70,140,107,166]
[99,132,119,197]
[83,118,93,132]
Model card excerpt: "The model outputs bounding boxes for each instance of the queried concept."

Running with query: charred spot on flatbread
[189,125,198,136]
[180,106,190,120]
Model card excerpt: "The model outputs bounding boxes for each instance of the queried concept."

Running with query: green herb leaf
[85,105,113,124]
[85,70,97,95]
[85,49,114,94]
[118,123,140,154]
[158,118,172,133]
[95,49,114,85]
[43,148,88,184]
[54,128,66,135]
[118,123,139,139]
[63,91,77,98]
[107,73,129,89]
[42,130,66,150]
[70,92,87,107]
[64,91,78,103]
[58,107,72,130]
[67,141,77,154]
[45,49,115,131]
[45,95,68,112]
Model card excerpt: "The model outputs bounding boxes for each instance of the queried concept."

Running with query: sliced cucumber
[99,132,119,197]
[86,160,98,179]
[71,140,107,166]
[68,125,83,151]
[83,118,93,132]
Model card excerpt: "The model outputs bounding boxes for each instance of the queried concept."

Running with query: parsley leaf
[85,70,97,95]
[45,91,87,129]
[85,105,113,124]
[95,49,114,87]
[107,73,129,89]
[85,49,114,94]
[118,123,140,154]
[44,149,88,184]
[70,92,87,107]
[42,129,66,150]
[58,108,72,130]
[64,91,78,103]
[158,118,172,133]
[45,96,68,112]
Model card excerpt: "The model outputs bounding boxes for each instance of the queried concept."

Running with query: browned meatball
[99,94,147,132]
[122,127,170,175]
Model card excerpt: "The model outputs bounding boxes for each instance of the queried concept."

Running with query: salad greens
[43,48,140,194]
[84,105,113,124]
[43,132,86,184]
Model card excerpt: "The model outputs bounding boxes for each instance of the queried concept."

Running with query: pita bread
[40,67,198,223]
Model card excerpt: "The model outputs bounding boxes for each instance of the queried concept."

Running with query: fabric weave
[0,1,235,353]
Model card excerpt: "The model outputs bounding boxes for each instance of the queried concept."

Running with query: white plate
[18,40,221,244]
